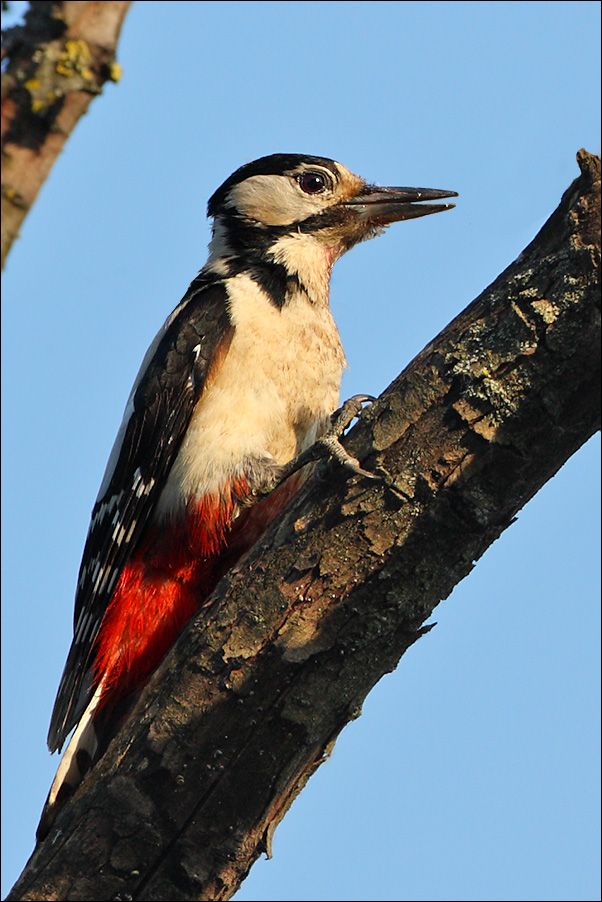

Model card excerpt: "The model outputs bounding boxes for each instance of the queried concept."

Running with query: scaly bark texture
[7,151,600,901]
[1,0,132,268]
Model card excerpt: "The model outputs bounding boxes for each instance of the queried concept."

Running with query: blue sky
[1,2,600,900]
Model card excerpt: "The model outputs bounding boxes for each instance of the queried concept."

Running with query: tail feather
[36,685,103,841]
[36,476,303,841]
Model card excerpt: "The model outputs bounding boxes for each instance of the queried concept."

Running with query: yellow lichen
[56,40,93,80]
[109,62,123,83]
[28,86,58,114]
[532,298,558,324]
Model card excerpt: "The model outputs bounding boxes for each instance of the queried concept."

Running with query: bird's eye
[297,171,329,195]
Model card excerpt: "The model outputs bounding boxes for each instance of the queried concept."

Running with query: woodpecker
[37,153,456,839]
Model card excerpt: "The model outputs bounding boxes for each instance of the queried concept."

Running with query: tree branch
[7,150,600,902]
[1,0,132,269]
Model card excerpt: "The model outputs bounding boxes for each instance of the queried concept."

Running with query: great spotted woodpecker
[37,153,456,839]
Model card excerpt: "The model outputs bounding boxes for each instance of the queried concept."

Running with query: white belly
[155,274,346,516]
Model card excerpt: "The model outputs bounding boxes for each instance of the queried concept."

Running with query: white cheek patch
[228,175,324,226]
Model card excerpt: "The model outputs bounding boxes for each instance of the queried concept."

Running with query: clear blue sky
[2,2,600,900]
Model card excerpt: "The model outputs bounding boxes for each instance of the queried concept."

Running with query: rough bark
[1,0,132,268]
[7,150,600,901]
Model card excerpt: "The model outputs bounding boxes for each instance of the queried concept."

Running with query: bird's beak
[344,184,458,224]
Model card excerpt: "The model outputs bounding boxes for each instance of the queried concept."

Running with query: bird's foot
[257,395,378,498]
[324,394,378,478]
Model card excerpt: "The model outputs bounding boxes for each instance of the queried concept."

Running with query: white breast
[155,274,346,516]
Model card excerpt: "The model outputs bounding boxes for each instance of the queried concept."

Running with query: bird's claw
[255,394,378,499]
[330,394,376,435]
[315,432,379,480]
[320,394,378,478]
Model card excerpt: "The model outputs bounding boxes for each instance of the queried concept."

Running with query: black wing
[48,279,233,752]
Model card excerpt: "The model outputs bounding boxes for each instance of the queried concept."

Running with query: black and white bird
[37,153,456,839]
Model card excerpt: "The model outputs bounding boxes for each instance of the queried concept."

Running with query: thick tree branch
[1,0,132,268]
[8,150,600,901]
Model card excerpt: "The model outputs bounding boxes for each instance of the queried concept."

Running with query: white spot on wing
[91,560,101,587]
[190,343,203,390]
[92,491,124,528]
[75,611,95,644]
[98,568,113,595]
[112,523,127,545]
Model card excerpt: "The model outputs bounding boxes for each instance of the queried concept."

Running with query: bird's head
[206,154,457,302]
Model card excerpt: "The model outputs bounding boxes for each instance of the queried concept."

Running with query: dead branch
[7,150,600,901]
[1,0,132,268]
